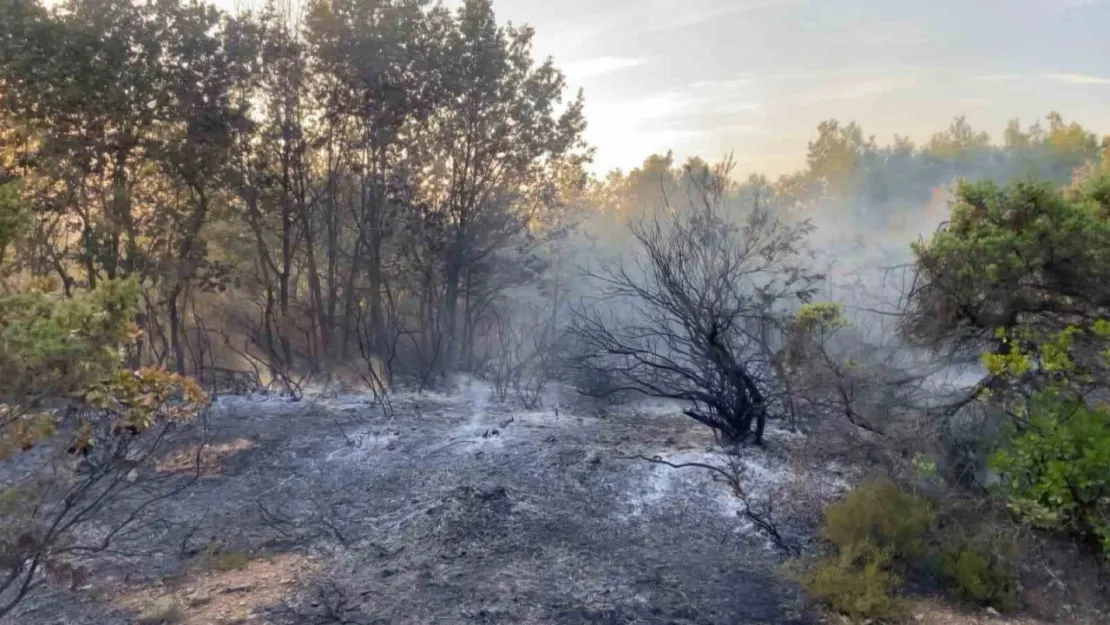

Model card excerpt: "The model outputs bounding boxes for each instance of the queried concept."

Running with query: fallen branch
[621,454,799,556]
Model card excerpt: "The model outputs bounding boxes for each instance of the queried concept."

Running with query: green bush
[795,479,933,622]
[939,542,1019,611]
[797,478,1029,621]
[821,477,934,561]
[800,541,906,622]
[989,389,1110,559]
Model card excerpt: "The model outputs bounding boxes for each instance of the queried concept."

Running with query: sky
[218,0,1110,179]
[436,0,1110,178]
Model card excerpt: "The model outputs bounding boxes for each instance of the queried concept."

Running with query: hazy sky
[433,0,1110,178]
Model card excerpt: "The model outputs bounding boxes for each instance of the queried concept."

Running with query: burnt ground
[5,381,824,625]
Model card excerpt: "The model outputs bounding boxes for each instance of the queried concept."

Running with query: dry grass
[117,553,318,625]
[196,547,250,573]
[134,596,184,624]
[906,599,1051,625]
[156,438,255,477]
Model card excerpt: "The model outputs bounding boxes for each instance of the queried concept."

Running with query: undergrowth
[791,477,1021,623]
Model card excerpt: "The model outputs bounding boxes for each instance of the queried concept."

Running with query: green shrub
[801,541,906,622]
[989,389,1110,559]
[795,479,933,622]
[798,478,1027,621]
[939,542,1019,611]
[821,477,934,561]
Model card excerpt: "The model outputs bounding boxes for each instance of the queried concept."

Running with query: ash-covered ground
[7,380,835,625]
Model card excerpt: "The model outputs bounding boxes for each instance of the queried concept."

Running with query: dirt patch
[906,599,1062,625]
[117,553,318,625]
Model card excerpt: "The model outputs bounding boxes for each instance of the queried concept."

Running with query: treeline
[592,113,1110,225]
[0,0,588,391]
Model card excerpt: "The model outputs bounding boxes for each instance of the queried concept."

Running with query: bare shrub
[571,160,822,444]
[485,302,556,408]
[0,371,208,618]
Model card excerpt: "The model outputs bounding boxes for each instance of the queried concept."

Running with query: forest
[1,0,1109,623]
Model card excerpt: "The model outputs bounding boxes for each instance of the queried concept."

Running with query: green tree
[0,0,261,372]
[904,175,1110,356]
[1003,118,1038,150]
[1044,111,1099,157]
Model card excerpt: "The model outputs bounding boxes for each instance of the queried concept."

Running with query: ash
[7,381,821,625]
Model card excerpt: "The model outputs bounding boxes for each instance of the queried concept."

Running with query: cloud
[801,78,918,104]
[560,56,647,80]
[954,96,991,109]
[711,101,763,114]
[690,77,756,90]
[636,0,791,33]
[976,74,1024,82]
[685,78,764,113]
[583,90,718,173]
[856,23,933,47]
[977,73,1110,85]
[704,123,771,136]
[540,0,796,53]
[1042,73,1110,85]
[586,91,694,126]
[1060,0,1103,8]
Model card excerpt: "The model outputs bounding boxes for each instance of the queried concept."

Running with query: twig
[256,500,294,538]
[620,454,800,555]
[332,418,354,446]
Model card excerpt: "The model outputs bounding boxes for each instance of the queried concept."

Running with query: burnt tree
[570,161,821,445]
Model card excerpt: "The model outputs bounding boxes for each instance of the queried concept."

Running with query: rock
[188,590,212,607]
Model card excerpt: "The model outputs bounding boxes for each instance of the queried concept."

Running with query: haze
[5,1,1110,623]
[434,0,1110,176]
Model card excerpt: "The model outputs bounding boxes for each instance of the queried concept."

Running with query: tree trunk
[366,243,386,355]
[168,292,185,375]
[442,257,461,375]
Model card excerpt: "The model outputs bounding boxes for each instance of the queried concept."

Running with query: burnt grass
[6,384,815,625]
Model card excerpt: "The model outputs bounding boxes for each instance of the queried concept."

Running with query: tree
[905,173,1110,556]
[904,174,1110,361]
[570,160,821,444]
[805,120,876,197]
[1003,118,1043,150]
[303,0,445,365]
[0,0,260,373]
[984,324,1110,557]
[926,116,992,158]
[407,0,588,374]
